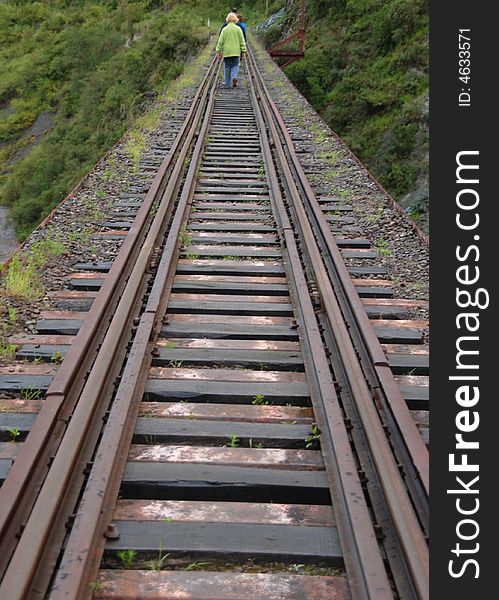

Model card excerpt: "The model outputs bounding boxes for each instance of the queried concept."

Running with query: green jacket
[216,22,246,58]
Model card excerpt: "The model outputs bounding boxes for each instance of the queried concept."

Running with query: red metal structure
[268,0,305,68]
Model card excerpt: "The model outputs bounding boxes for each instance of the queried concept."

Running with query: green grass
[305,424,321,450]
[20,386,43,400]
[7,427,20,442]
[227,435,240,448]
[116,549,137,569]
[252,393,269,406]
[375,237,392,256]
[0,1,226,240]
[278,0,428,209]
[4,255,43,300]
[0,338,16,358]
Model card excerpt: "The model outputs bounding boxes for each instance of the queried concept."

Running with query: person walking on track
[216,12,247,89]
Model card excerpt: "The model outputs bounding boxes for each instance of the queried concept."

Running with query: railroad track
[0,49,429,599]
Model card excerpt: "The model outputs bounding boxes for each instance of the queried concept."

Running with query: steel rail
[49,66,220,600]
[249,49,429,503]
[248,49,429,599]
[247,59,393,600]
[0,59,219,599]
[249,50,429,534]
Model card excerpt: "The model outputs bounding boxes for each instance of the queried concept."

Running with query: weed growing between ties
[305,424,321,450]
[0,2,224,240]
[116,549,137,569]
[3,255,43,300]
[1,224,71,301]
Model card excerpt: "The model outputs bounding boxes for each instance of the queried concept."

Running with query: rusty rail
[247,48,429,599]
[49,66,220,599]
[0,58,219,599]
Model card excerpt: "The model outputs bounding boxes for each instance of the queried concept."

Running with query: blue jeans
[224,56,240,88]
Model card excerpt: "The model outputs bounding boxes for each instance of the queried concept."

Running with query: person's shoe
[232,78,238,88]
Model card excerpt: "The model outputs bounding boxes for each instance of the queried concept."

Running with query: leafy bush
[282,0,429,204]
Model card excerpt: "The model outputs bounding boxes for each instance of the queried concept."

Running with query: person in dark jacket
[220,12,247,40]
[236,14,247,41]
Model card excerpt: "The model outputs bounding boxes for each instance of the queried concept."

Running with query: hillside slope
[259,0,428,230]
[0,0,225,239]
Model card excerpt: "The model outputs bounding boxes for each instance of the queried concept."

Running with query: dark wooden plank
[51,297,94,311]
[0,399,42,413]
[104,521,341,564]
[171,281,288,295]
[382,343,429,355]
[111,210,140,218]
[72,262,113,272]
[0,442,22,460]
[176,259,284,276]
[324,216,355,224]
[98,221,133,229]
[157,339,300,351]
[195,172,265,182]
[400,385,429,410]
[0,364,55,376]
[149,367,306,384]
[411,410,429,428]
[128,445,323,470]
[193,203,271,212]
[113,499,334,526]
[198,179,267,186]
[175,275,286,284]
[387,353,429,374]
[188,222,275,232]
[189,214,274,223]
[196,187,268,195]
[167,299,293,316]
[134,418,312,448]
[16,344,69,362]
[167,315,292,326]
[193,194,267,203]
[203,156,261,163]
[340,249,377,258]
[153,347,303,370]
[183,244,279,257]
[96,570,350,600]
[36,319,82,335]
[121,463,330,503]
[0,459,12,481]
[355,286,393,299]
[47,290,97,311]
[363,298,429,308]
[364,305,408,319]
[67,277,104,291]
[200,165,261,172]
[0,413,37,437]
[332,238,370,248]
[160,323,299,341]
[90,230,127,238]
[189,233,278,244]
[373,325,425,344]
[139,402,313,423]
[38,310,83,320]
[347,266,388,276]
[0,375,50,394]
[144,380,309,404]
[9,334,73,346]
